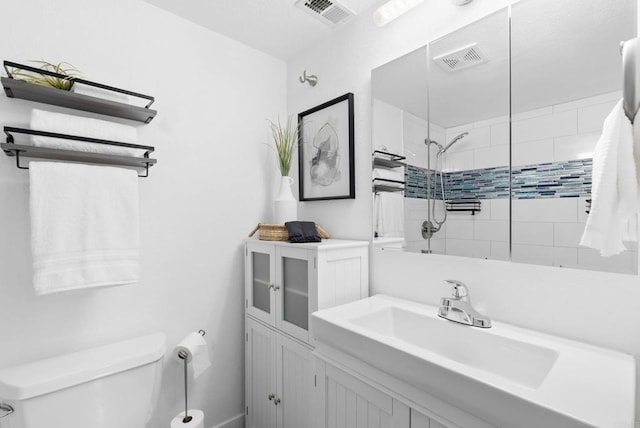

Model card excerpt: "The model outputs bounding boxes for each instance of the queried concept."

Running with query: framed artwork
[298,93,355,201]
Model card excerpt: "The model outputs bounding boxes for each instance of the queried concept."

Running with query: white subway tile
[430,122,446,135]
[429,239,447,254]
[490,199,509,221]
[470,240,491,259]
[445,219,474,240]
[490,122,510,146]
[447,123,473,135]
[512,222,554,245]
[578,248,638,274]
[512,244,554,266]
[577,197,590,223]
[491,241,510,261]
[512,139,554,166]
[554,223,586,247]
[512,110,577,143]
[553,132,599,161]
[474,220,509,242]
[446,239,475,257]
[552,247,578,268]
[474,115,508,128]
[578,100,618,133]
[512,106,553,122]
[447,126,491,152]
[553,91,621,112]
[474,145,509,169]
[512,198,578,222]
[443,150,474,172]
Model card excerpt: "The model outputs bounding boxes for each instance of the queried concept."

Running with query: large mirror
[372,0,638,274]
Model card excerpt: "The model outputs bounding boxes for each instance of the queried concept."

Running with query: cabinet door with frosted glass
[275,246,315,343]
[246,242,276,326]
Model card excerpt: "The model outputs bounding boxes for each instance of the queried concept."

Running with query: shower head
[441,132,468,153]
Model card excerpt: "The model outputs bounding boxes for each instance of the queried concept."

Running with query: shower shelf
[2,61,157,124]
[373,178,405,193]
[2,127,156,178]
[372,150,406,169]
[445,200,481,215]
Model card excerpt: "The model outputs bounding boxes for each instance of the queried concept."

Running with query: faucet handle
[444,279,469,300]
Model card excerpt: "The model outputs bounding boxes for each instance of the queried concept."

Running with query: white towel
[580,100,638,256]
[374,192,404,237]
[30,109,145,157]
[71,82,133,105]
[30,162,140,295]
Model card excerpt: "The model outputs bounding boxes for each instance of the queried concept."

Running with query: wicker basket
[248,223,329,241]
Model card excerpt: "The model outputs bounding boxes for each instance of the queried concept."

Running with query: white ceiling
[143,0,379,60]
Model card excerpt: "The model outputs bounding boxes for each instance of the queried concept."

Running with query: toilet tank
[0,333,165,428]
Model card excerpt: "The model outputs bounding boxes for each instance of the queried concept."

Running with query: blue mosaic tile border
[404,159,592,200]
[511,159,592,199]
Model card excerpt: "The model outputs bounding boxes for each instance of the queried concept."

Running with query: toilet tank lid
[0,333,166,400]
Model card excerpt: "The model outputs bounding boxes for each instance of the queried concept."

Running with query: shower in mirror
[421,132,468,247]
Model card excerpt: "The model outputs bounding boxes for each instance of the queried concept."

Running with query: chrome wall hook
[299,70,318,87]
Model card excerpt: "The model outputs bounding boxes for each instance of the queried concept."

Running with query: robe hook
[299,70,318,87]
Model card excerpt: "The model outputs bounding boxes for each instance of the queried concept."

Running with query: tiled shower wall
[397,91,637,273]
[440,90,637,273]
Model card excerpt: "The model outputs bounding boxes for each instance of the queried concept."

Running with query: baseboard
[210,413,244,428]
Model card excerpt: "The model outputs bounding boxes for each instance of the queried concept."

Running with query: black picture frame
[298,93,355,201]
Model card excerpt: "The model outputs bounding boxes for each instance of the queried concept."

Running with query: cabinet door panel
[246,243,276,326]
[275,247,314,342]
[324,364,409,428]
[276,332,314,428]
[410,409,430,428]
[246,319,277,428]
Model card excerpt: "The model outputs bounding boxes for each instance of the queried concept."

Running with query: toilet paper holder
[177,330,205,360]
[177,329,205,423]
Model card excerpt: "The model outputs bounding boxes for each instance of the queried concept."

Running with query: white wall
[0,0,285,426]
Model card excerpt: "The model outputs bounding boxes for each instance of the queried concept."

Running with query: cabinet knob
[268,284,274,290]
[268,393,275,401]
[274,397,281,405]
[273,285,280,291]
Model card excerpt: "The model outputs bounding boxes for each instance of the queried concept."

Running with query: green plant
[268,116,299,176]
[9,61,81,91]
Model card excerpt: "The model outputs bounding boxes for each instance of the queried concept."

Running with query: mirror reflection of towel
[374,193,404,237]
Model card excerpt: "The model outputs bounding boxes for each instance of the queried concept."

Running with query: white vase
[274,176,298,224]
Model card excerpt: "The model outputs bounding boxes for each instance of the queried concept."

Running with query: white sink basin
[351,306,558,389]
[312,295,636,428]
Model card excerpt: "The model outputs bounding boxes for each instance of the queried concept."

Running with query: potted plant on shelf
[269,116,299,224]
[8,61,80,91]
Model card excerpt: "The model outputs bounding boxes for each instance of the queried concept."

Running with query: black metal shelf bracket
[2,61,157,123]
[2,127,156,178]
[445,200,481,215]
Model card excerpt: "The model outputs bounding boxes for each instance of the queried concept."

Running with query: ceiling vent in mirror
[433,43,488,72]
[295,0,356,28]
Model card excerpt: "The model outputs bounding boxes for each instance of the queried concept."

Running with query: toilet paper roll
[175,332,211,378]
[170,409,204,428]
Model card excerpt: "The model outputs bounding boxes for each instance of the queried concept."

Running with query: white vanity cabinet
[245,239,369,428]
[314,362,453,428]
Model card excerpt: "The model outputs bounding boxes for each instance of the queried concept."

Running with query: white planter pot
[274,176,298,224]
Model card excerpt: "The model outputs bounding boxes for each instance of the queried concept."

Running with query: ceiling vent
[295,0,356,28]
[433,43,488,72]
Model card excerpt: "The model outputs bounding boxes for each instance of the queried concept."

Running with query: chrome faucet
[438,280,491,328]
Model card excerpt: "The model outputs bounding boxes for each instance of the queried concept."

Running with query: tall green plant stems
[9,61,81,91]
[269,117,299,176]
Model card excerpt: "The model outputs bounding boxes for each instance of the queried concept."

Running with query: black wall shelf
[445,200,481,215]
[3,127,156,178]
[372,150,406,169]
[2,61,157,124]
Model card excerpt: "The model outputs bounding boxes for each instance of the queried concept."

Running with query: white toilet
[0,333,165,428]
